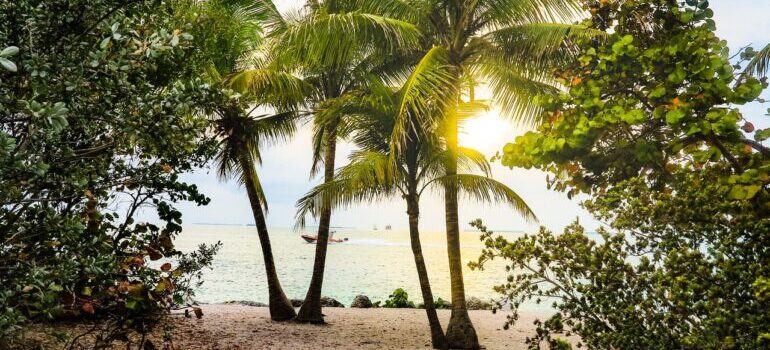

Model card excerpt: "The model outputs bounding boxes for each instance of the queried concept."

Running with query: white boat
[300,231,347,244]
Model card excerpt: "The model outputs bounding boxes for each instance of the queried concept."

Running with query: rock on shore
[350,295,373,308]
[223,295,493,310]
[222,300,268,307]
[288,297,345,308]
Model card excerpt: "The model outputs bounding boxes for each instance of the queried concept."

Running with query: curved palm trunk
[443,103,480,349]
[240,155,296,321]
[296,125,338,323]
[407,193,448,349]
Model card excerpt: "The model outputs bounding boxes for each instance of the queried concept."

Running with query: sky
[166,1,770,232]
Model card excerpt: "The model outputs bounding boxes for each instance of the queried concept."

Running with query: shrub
[484,0,770,348]
[0,0,224,347]
[382,288,416,308]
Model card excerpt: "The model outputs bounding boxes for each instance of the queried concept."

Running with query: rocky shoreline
[222,295,496,310]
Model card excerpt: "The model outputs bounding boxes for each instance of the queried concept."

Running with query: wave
[343,238,408,247]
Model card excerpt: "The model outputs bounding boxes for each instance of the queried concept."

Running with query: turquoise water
[174,224,519,306]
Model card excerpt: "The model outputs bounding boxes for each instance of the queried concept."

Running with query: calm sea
[174,224,521,306]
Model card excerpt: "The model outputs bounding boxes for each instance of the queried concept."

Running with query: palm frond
[418,146,492,181]
[456,99,491,121]
[343,150,400,185]
[295,151,399,228]
[473,57,559,125]
[273,11,421,68]
[252,111,299,146]
[250,0,289,36]
[212,108,295,212]
[354,0,424,23]
[307,93,367,176]
[485,23,606,70]
[392,46,456,155]
[309,123,326,178]
[477,0,583,28]
[426,174,538,222]
[240,155,270,212]
[745,43,770,79]
[225,69,310,109]
[457,147,492,177]
[213,107,259,181]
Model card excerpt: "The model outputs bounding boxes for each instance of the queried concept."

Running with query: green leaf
[621,110,645,124]
[649,86,666,98]
[665,109,686,124]
[744,185,761,199]
[667,66,686,84]
[755,128,770,142]
[728,186,744,200]
[0,46,19,57]
[49,115,68,132]
[0,57,17,72]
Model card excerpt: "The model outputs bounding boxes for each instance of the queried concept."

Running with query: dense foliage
[0,0,223,346]
[4,0,768,349]
[474,0,770,349]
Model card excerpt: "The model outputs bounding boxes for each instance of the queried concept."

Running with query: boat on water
[300,231,347,244]
[385,225,392,230]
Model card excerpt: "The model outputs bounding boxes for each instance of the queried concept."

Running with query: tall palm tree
[211,103,299,320]
[238,0,421,323]
[194,0,309,321]
[295,80,536,349]
[358,0,595,347]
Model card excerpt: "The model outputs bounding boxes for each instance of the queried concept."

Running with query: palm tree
[211,102,299,320]
[194,0,309,321]
[295,80,536,349]
[358,0,596,347]
[238,0,421,323]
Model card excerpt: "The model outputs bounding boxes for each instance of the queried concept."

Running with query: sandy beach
[168,305,545,349]
[29,304,564,349]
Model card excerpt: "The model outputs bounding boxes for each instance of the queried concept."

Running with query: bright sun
[458,111,512,153]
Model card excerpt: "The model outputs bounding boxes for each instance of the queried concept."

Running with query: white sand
[29,304,569,349]
[162,305,555,349]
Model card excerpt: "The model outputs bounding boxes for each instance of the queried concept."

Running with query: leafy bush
[0,0,226,346]
[382,288,416,308]
[480,0,770,349]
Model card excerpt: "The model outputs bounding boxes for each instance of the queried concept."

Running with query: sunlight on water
[174,225,520,306]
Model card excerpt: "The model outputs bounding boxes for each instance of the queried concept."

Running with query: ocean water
[174,224,520,306]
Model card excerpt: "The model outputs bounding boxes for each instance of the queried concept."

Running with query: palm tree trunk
[443,100,480,349]
[296,125,338,323]
[407,193,448,349]
[240,155,296,321]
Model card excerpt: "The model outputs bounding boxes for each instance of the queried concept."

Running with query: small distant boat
[373,225,378,231]
[385,225,392,230]
[300,231,347,244]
